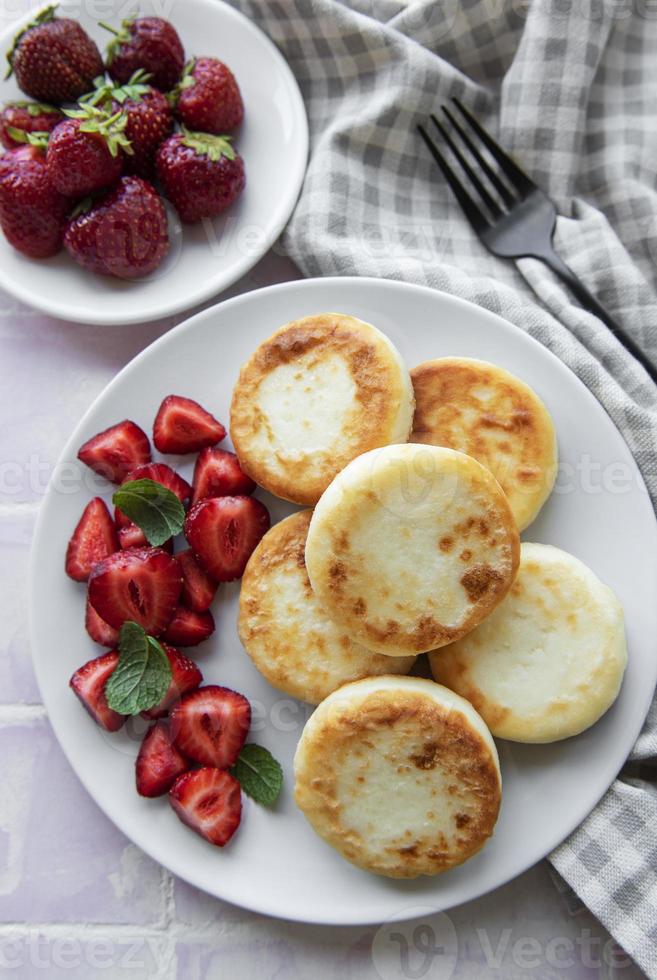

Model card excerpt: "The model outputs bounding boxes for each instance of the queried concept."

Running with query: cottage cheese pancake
[305,443,520,656]
[411,358,557,530]
[238,511,415,704]
[294,676,502,878]
[230,313,414,506]
[429,543,627,743]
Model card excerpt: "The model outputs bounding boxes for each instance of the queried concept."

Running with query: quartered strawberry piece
[175,549,217,612]
[170,685,250,769]
[184,496,270,582]
[88,546,182,635]
[65,497,119,582]
[141,644,203,720]
[191,447,255,505]
[85,597,119,647]
[115,461,191,529]
[153,395,226,454]
[169,767,242,846]
[136,721,190,797]
[117,523,148,550]
[162,606,215,647]
[69,650,124,731]
[78,420,151,484]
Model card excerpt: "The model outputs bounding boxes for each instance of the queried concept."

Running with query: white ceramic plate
[0,0,307,324]
[30,277,657,924]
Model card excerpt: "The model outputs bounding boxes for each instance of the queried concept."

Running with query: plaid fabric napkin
[228,0,657,971]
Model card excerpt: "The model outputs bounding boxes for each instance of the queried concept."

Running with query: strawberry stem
[181,128,236,163]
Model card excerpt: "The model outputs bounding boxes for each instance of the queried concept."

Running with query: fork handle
[538,248,657,384]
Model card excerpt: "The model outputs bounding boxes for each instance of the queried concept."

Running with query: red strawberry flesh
[78,419,151,484]
[169,767,242,846]
[184,496,270,582]
[153,395,226,454]
[170,685,251,768]
[85,598,120,647]
[88,546,182,635]
[70,650,124,731]
[65,497,119,582]
[162,606,215,647]
[191,447,255,504]
[136,721,190,797]
[175,549,217,612]
[141,644,203,719]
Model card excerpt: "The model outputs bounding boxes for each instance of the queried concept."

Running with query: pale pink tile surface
[0,246,646,976]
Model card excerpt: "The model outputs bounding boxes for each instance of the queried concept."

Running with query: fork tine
[430,113,503,220]
[451,98,535,196]
[441,105,516,209]
[417,124,490,235]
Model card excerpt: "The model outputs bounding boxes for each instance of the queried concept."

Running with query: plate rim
[28,276,657,924]
[0,0,309,326]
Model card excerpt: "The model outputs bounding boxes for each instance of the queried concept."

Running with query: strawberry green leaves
[231,744,283,806]
[105,621,171,715]
[180,127,235,163]
[112,478,185,546]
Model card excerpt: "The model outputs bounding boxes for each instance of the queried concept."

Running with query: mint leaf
[112,478,185,547]
[105,621,172,715]
[231,744,283,806]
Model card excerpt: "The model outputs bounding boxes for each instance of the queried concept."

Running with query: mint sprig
[105,621,172,715]
[112,478,185,547]
[231,744,283,806]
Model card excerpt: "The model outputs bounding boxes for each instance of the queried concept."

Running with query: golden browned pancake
[238,511,415,703]
[429,543,627,743]
[229,313,415,506]
[305,443,520,656]
[294,676,502,878]
[410,358,557,530]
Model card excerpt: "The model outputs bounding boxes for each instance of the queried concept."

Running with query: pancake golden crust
[410,357,557,530]
[305,444,520,656]
[429,543,628,743]
[229,313,414,506]
[294,676,502,878]
[238,511,415,704]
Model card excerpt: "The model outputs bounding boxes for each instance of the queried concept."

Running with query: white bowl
[0,0,308,324]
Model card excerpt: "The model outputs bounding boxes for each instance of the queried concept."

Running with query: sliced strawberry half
[69,651,124,731]
[184,496,270,582]
[88,547,182,635]
[65,497,119,582]
[78,420,151,484]
[136,721,190,797]
[115,461,191,529]
[117,523,148,549]
[170,685,250,768]
[85,597,120,647]
[191,447,255,504]
[169,767,242,846]
[153,395,226,454]
[141,644,203,719]
[175,549,217,612]
[163,606,215,647]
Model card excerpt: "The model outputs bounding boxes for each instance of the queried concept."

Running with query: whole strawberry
[101,16,184,92]
[64,175,169,279]
[170,57,244,134]
[0,143,68,258]
[83,71,172,179]
[0,101,61,149]
[6,5,103,104]
[156,130,245,224]
[47,104,131,198]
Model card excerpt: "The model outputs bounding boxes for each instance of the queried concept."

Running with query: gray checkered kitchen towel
[227,0,657,971]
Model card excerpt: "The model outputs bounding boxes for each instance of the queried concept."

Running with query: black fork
[418,98,656,383]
